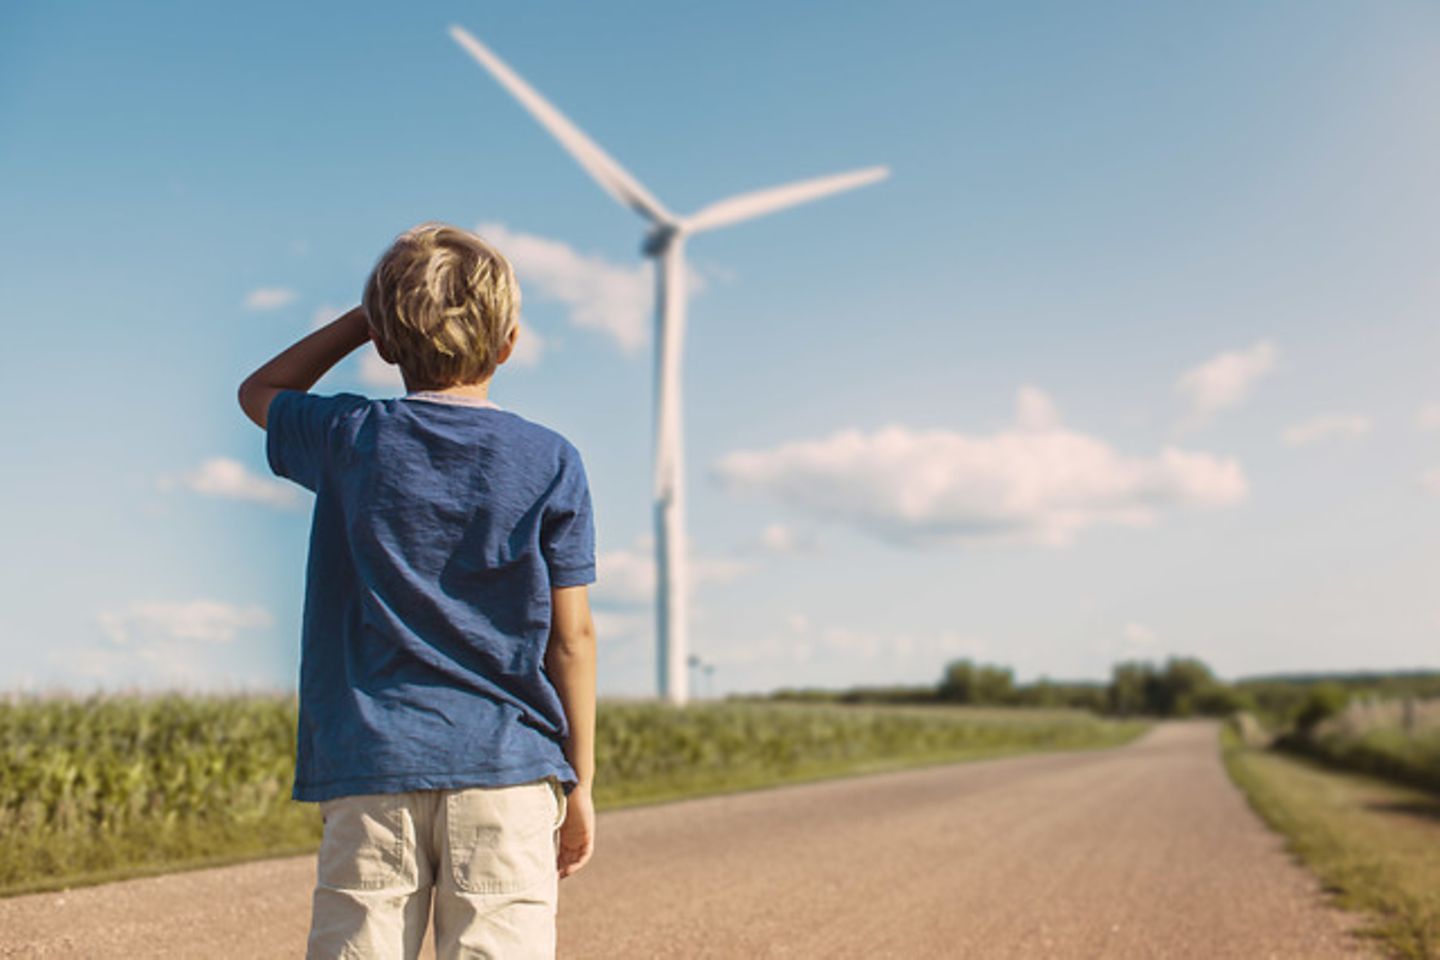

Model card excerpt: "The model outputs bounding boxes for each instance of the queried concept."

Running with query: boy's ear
[497,323,519,365]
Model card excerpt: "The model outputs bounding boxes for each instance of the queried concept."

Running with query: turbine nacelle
[641,223,682,258]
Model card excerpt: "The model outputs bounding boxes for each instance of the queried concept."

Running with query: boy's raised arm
[238,306,371,429]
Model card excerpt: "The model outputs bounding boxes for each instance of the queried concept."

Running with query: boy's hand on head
[556,784,594,880]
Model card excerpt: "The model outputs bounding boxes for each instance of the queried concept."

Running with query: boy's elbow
[547,614,597,660]
[550,621,597,654]
[237,380,251,414]
[237,378,273,429]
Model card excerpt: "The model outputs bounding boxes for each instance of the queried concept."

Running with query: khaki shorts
[306,775,568,960]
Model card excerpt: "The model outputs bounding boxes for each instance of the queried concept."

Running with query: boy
[237,221,598,960]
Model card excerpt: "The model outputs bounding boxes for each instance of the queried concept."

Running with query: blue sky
[2,0,1438,698]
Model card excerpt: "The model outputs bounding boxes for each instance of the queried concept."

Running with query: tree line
[767,657,1440,723]
[933,656,1249,717]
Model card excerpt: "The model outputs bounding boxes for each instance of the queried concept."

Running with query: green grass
[1220,721,1440,960]
[0,691,1148,897]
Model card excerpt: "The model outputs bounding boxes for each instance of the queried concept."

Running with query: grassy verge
[1,693,1148,898]
[1219,721,1440,960]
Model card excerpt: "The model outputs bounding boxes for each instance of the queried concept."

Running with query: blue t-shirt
[264,388,596,802]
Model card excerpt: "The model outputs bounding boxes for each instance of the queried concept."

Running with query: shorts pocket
[446,778,559,895]
[550,776,567,831]
[316,793,414,891]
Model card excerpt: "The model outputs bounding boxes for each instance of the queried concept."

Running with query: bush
[938,660,1016,706]
[1294,682,1350,736]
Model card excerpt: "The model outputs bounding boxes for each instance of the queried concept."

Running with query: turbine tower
[449,25,889,706]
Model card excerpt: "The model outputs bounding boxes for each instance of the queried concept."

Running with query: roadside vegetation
[769,658,1440,798]
[1220,720,1440,960]
[0,690,1147,897]
[1256,682,1440,795]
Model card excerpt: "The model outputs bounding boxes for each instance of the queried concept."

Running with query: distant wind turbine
[449,24,889,706]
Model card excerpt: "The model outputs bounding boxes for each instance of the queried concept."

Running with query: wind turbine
[449,25,889,706]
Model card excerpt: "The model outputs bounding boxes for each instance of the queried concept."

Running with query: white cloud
[97,600,273,647]
[592,536,752,609]
[68,601,275,692]
[476,221,705,354]
[763,524,797,552]
[508,323,545,368]
[1281,414,1372,447]
[358,345,405,391]
[1092,621,1165,668]
[1014,385,1062,431]
[1417,404,1440,431]
[1175,339,1277,424]
[591,610,650,642]
[711,386,1247,549]
[1123,622,1155,643]
[722,622,989,670]
[245,287,297,311]
[157,457,299,508]
[1420,467,1440,496]
[594,545,658,607]
[1120,622,1161,657]
[692,555,750,586]
[759,523,820,554]
[311,303,344,330]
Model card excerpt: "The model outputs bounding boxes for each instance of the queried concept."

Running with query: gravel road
[0,719,1378,958]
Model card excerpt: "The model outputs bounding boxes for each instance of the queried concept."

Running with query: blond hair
[362,221,521,390]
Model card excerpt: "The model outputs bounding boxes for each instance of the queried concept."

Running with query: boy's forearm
[545,639,596,790]
[242,306,370,392]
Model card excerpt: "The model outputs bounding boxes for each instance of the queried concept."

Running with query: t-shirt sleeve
[265,389,369,493]
[540,443,597,588]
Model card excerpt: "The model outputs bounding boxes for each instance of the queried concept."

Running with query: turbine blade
[682,165,889,234]
[448,25,674,226]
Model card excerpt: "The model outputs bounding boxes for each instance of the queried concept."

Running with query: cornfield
[0,691,1147,896]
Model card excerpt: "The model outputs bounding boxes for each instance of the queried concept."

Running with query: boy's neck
[404,377,493,402]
